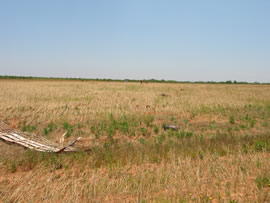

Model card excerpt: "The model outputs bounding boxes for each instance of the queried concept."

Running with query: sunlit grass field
[0,79,270,202]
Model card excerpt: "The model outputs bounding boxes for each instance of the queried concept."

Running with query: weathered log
[0,121,80,153]
[163,124,179,131]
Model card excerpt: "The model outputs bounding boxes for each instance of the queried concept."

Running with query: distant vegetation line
[0,75,269,84]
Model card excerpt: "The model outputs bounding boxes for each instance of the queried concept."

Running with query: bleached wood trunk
[0,122,80,152]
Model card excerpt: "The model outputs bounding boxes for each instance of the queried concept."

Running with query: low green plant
[209,120,216,130]
[140,127,150,136]
[43,122,57,135]
[249,119,256,128]
[198,150,204,160]
[144,115,154,127]
[90,126,96,133]
[184,119,189,125]
[154,126,159,134]
[185,131,193,137]
[139,138,147,145]
[170,116,176,122]
[118,120,129,133]
[10,162,17,173]
[256,175,270,189]
[239,124,247,130]
[21,122,37,133]
[227,127,232,134]
[234,126,240,131]
[63,122,74,137]
[255,140,270,152]
[229,115,235,124]
[156,133,166,144]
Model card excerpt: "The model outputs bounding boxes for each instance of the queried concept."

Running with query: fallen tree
[0,121,80,153]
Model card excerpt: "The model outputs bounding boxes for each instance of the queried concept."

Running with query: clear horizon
[1,1,270,82]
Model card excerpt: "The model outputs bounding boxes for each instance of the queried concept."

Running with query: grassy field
[0,79,270,202]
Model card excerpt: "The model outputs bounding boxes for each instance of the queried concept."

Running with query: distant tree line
[0,75,269,85]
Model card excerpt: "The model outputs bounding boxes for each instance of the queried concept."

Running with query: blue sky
[0,0,269,82]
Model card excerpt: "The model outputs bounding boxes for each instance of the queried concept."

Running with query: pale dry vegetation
[0,79,270,202]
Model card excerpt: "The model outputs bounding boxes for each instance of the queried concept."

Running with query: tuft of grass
[153,126,159,134]
[249,119,256,128]
[229,200,239,203]
[43,122,57,135]
[170,116,176,122]
[254,140,270,152]
[239,124,247,130]
[229,115,235,124]
[21,122,37,133]
[140,127,150,136]
[63,122,74,137]
[143,115,154,127]
[256,174,270,189]
[139,138,147,145]
[9,162,17,173]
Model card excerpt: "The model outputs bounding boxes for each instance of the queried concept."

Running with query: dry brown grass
[1,153,270,202]
[0,79,270,202]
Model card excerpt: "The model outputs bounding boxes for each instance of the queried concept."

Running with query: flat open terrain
[0,79,270,202]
